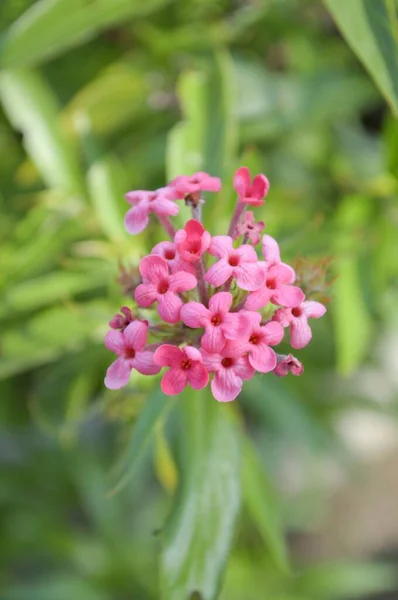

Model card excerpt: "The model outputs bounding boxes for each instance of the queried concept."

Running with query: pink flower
[229,312,284,373]
[135,255,197,323]
[234,211,265,245]
[273,300,327,349]
[172,172,221,197]
[174,219,211,263]
[104,321,160,390]
[181,292,250,353]
[153,345,209,395]
[205,236,265,291]
[124,187,179,234]
[109,306,135,330]
[151,241,195,274]
[233,167,270,207]
[274,354,304,377]
[202,346,255,402]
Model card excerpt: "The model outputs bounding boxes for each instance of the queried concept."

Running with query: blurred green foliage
[1,0,398,598]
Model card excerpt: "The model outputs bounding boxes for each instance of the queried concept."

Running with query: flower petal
[233,356,255,380]
[290,317,312,349]
[151,198,179,216]
[205,259,233,287]
[233,166,250,198]
[123,321,148,351]
[139,255,169,283]
[132,351,161,375]
[211,369,242,402]
[154,344,184,367]
[262,235,281,264]
[245,285,273,310]
[183,346,203,362]
[180,302,209,328]
[105,329,125,354]
[222,312,251,341]
[272,284,305,308]
[249,344,276,373]
[234,262,266,291]
[208,291,233,314]
[261,321,285,346]
[201,326,226,353]
[236,244,258,262]
[157,291,183,323]
[188,363,209,390]
[124,204,149,234]
[161,368,188,395]
[252,174,269,200]
[105,357,131,390]
[134,283,157,308]
[208,236,233,258]
[168,271,197,292]
[302,301,327,319]
[201,350,223,371]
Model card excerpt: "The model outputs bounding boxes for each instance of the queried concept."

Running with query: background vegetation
[1,0,398,599]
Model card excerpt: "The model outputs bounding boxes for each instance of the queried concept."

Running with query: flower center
[228,255,239,267]
[266,278,277,289]
[157,280,169,294]
[188,242,201,254]
[211,314,222,326]
[247,224,254,230]
[249,334,259,345]
[124,348,136,359]
[164,249,175,260]
[221,357,233,368]
[180,359,191,370]
[292,307,302,317]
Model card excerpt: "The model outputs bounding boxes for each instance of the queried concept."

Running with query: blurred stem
[191,204,202,222]
[195,259,209,306]
[157,215,176,239]
[227,199,245,237]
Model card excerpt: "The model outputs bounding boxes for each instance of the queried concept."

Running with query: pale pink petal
[252,174,269,199]
[132,351,161,375]
[272,308,293,328]
[201,350,223,371]
[154,344,184,367]
[272,284,305,308]
[234,263,266,291]
[105,330,125,354]
[151,198,179,216]
[201,230,212,252]
[157,292,183,323]
[152,241,175,258]
[222,313,251,340]
[174,229,187,246]
[208,291,233,315]
[208,236,233,258]
[105,357,131,390]
[188,363,209,390]
[261,321,285,346]
[168,271,197,292]
[180,302,210,328]
[139,255,169,283]
[245,286,273,310]
[302,301,327,319]
[183,346,203,362]
[269,262,296,284]
[290,317,312,349]
[233,167,251,198]
[249,345,276,373]
[201,174,221,192]
[123,321,148,351]
[124,204,149,234]
[134,283,157,308]
[262,235,281,264]
[236,244,259,262]
[161,368,188,395]
[241,310,262,327]
[201,326,226,353]
[205,260,233,287]
[233,356,256,380]
[125,190,148,205]
[211,369,242,402]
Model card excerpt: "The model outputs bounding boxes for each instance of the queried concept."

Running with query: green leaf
[242,439,289,574]
[109,388,175,496]
[161,394,241,600]
[0,69,84,194]
[0,0,174,68]
[323,0,398,115]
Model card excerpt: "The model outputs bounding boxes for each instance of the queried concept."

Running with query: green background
[1,0,398,598]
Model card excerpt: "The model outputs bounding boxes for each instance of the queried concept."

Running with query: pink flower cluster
[105,169,326,402]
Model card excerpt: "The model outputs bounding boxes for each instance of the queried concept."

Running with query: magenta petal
[169,271,197,293]
[161,368,188,395]
[211,369,242,402]
[139,255,169,283]
[157,292,183,323]
[135,283,157,308]
[132,351,161,375]
[272,284,305,308]
[125,204,149,234]
[208,291,233,314]
[202,326,226,353]
[236,244,258,262]
[234,263,266,291]
[181,302,209,328]
[154,344,184,367]
[262,235,281,264]
[252,173,269,199]
[202,175,221,192]
[222,313,250,341]
[245,286,273,310]
[208,236,233,258]
[233,356,255,380]
[261,321,285,346]
[184,346,203,362]
[105,357,131,390]
[233,166,250,197]
[152,198,179,216]
[205,260,233,287]
[123,321,148,351]
[290,317,312,349]
[201,350,223,371]
[249,345,276,373]
[188,363,209,390]
[105,329,125,354]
